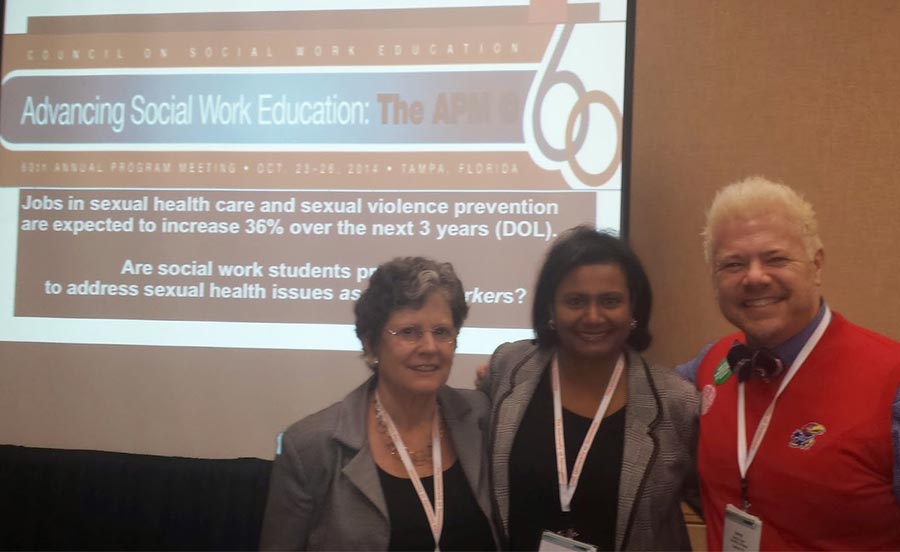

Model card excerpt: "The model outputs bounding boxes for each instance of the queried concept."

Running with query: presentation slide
[0,0,632,457]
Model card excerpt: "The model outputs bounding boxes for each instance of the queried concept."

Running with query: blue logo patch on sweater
[789,422,826,450]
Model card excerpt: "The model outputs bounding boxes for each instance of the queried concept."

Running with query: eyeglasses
[386,325,458,343]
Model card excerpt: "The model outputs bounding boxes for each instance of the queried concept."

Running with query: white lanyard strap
[375,392,443,551]
[551,353,625,512]
[737,306,832,478]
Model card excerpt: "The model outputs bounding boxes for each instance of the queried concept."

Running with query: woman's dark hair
[531,225,653,351]
[354,256,469,367]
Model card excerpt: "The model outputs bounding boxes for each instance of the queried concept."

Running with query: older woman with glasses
[260,256,498,551]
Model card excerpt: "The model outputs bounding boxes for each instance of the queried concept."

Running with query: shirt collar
[771,299,827,366]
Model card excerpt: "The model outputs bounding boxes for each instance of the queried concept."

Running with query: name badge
[538,530,597,552]
[723,504,762,552]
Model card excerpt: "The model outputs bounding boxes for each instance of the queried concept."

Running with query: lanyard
[551,352,625,512]
[374,391,443,551]
[736,306,832,509]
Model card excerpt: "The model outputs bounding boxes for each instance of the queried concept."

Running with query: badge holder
[539,530,597,552]
[723,503,762,552]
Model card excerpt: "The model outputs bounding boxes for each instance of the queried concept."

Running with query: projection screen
[0,0,633,458]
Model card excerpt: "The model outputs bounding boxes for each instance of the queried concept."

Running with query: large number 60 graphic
[530,25,622,188]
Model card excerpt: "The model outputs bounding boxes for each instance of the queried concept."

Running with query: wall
[630,1,900,366]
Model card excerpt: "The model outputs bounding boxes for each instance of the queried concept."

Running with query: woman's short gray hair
[354,256,468,366]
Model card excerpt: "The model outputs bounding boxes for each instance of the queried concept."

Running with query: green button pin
[713,359,732,385]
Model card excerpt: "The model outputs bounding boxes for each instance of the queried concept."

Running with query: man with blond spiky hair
[677,176,900,550]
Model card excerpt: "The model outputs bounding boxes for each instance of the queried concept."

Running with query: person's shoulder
[630,355,699,429]
[442,385,490,414]
[280,400,345,450]
[487,339,544,384]
[836,313,900,348]
[490,338,539,365]
[829,312,900,367]
[280,377,372,447]
[644,360,701,404]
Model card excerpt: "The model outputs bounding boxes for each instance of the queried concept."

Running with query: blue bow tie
[726,342,785,383]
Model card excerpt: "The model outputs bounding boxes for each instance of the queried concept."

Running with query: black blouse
[377,460,496,551]
[508,369,626,551]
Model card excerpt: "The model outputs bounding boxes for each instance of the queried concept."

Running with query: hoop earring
[548,319,556,330]
[630,319,638,329]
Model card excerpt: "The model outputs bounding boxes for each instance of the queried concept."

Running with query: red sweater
[696,312,900,550]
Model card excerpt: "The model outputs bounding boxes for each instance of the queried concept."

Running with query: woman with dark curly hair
[260,256,498,551]
[480,226,699,551]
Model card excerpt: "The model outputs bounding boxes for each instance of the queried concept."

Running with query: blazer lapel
[492,345,553,531]
[615,351,660,550]
[334,378,389,521]
[439,388,488,518]
[440,387,480,484]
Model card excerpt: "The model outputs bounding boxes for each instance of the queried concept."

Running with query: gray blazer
[259,377,499,550]
[482,340,700,551]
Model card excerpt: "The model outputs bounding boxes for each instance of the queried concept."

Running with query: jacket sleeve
[671,371,703,518]
[259,432,317,550]
[681,404,703,518]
